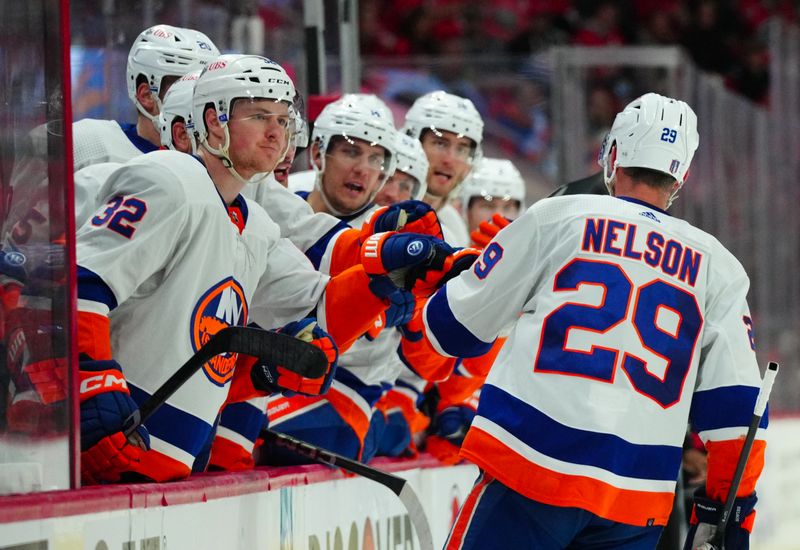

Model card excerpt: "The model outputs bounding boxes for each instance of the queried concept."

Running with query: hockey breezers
[699,361,779,550]
[262,428,435,550]
[122,326,328,437]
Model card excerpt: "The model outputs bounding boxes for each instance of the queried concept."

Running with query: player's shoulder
[74,161,125,182]
[109,151,211,204]
[73,118,121,133]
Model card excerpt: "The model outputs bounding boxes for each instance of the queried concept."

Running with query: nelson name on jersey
[580,216,703,287]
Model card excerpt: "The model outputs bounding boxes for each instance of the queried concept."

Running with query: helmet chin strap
[135,95,163,134]
[666,181,684,209]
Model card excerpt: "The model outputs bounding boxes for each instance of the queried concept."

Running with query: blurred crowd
[361,0,788,106]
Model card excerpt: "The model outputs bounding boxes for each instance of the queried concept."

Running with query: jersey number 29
[535,258,702,408]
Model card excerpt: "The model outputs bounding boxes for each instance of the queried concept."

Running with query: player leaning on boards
[75,55,449,484]
[416,93,767,550]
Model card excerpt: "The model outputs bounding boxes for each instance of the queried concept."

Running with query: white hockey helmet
[402,91,484,163]
[312,93,398,180]
[393,132,429,201]
[192,54,296,182]
[126,25,219,125]
[598,92,699,207]
[461,157,526,210]
[159,70,200,151]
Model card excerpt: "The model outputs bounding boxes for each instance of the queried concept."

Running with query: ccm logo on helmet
[79,372,129,399]
[207,60,228,71]
[267,77,290,85]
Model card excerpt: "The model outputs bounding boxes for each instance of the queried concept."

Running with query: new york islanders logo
[190,277,248,386]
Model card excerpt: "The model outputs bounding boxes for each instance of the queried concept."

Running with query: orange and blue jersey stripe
[461,384,681,526]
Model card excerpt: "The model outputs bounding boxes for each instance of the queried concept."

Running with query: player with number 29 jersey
[426,94,766,549]
[425,192,762,526]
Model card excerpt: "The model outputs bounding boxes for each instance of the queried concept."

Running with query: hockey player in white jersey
[460,157,525,236]
[253,94,457,463]
[303,93,397,222]
[403,91,484,246]
[418,93,767,549]
[75,55,450,484]
[373,133,429,206]
[72,24,219,172]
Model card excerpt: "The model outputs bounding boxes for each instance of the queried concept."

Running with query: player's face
[227,99,291,179]
[373,170,416,206]
[421,130,474,198]
[273,143,298,187]
[466,197,521,232]
[322,138,387,213]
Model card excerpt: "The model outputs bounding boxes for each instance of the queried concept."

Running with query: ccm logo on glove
[79,371,129,400]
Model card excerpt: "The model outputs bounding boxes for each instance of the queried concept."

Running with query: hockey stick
[122,326,328,437]
[262,428,435,550]
[699,361,779,550]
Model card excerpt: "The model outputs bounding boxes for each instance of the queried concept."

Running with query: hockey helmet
[461,157,526,210]
[598,92,699,206]
[402,91,484,163]
[159,69,200,151]
[126,25,219,123]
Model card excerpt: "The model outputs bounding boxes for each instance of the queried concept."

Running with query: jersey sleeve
[689,247,766,501]
[423,209,540,358]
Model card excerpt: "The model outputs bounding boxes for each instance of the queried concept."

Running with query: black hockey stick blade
[122,326,328,437]
[705,361,779,550]
[263,429,435,550]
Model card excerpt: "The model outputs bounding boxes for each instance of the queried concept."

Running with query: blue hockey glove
[684,488,757,550]
[368,276,415,328]
[79,358,150,484]
[426,405,476,465]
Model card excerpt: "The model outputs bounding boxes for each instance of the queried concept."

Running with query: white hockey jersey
[423,194,765,526]
[77,150,330,474]
[72,119,159,172]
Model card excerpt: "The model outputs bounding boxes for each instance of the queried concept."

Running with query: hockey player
[253,95,459,463]
[403,91,484,246]
[460,157,525,235]
[303,94,397,220]
[72,24,219,172]
[75,55,451,484]
[419,157,528,464]
[373,133,429,206]
[420,93,767,549]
